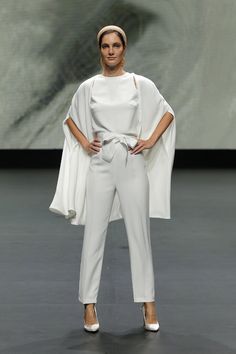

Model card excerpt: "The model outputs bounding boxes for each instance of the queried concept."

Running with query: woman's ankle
[144,301,155,307]
[84,303,95,308]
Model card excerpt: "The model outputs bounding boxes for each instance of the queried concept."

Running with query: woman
[49,25,176,333]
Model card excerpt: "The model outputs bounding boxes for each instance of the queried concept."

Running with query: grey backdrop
[0,0,235,149]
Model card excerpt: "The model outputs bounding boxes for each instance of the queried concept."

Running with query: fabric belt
[96,132,138,164]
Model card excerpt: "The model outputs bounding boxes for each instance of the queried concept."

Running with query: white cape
[49,73,176,226]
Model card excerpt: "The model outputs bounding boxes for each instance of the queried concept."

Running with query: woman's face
[100,32,125,69]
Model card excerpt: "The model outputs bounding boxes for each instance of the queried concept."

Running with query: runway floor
[0,168,235,354]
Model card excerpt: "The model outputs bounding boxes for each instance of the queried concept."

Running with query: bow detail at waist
[95,132,138,163]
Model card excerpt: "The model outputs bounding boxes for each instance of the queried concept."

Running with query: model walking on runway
[49,24,176,333]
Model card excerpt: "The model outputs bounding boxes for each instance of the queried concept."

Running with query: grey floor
[0,169,236,354]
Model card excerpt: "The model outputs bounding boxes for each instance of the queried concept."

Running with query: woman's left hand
[129,138,154,154]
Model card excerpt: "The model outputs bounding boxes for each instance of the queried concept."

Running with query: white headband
[97,25,127,46]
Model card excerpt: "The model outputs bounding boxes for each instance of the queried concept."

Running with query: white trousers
[78,140,155,304]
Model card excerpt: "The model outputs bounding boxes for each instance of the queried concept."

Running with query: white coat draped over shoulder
[49,73,176,226]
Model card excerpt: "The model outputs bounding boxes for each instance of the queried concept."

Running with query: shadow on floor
[1,328,235,354]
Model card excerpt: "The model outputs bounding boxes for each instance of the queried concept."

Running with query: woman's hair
[98,29,126,49]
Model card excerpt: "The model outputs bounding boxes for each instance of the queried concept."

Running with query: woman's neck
[102,66,126,77]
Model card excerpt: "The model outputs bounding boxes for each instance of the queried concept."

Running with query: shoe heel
[84,304,99,333]
[141,303,160,332]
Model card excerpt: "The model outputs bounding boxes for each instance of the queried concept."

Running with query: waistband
[95,131,138,163]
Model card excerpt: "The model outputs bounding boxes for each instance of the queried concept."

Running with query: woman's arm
[65,117,89,148]
[65,117,101,154]
[148,111,174,146]
[130,111,174,154]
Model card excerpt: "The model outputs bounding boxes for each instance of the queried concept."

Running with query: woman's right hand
[83,138,102,156]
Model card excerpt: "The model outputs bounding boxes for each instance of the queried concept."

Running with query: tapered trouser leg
[113,146,155,302]
[78,155,116,304]
[78,144,155,304]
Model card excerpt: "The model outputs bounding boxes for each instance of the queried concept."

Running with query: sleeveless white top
[89,72,139,137]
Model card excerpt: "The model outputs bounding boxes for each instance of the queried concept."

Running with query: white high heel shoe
[84,304,99,333]
[141,303,160,332]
